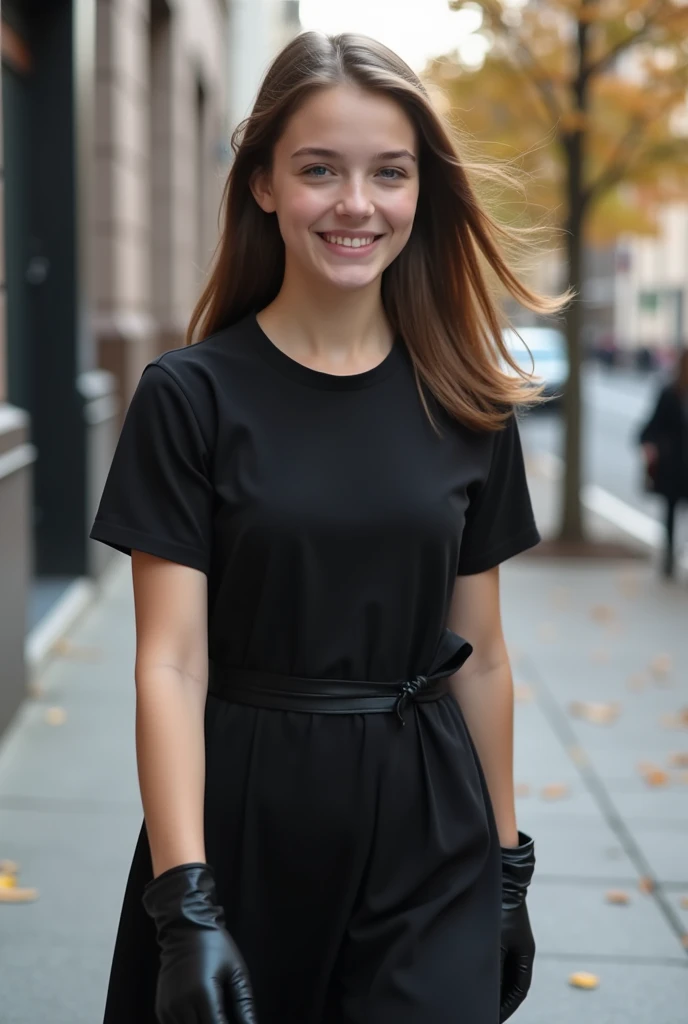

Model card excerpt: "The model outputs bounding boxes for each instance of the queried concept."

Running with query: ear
[250,168,276,214]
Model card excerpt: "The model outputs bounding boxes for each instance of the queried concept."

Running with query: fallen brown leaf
[682,935,688,949]
[649,654,673,680]
[569,701,620,725]
[568,972,599,990]
[590,604,616,624]
[642,768,670,788]
[659,711,688,730]
[605,890,630,905]
[541,783,570,801]
[679,896,688,911]
[639,877,655,894]
[669,753,688,769]
[0,886,39,903]
[44,707,67,726]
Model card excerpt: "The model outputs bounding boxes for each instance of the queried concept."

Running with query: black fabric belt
[208,628,473,724]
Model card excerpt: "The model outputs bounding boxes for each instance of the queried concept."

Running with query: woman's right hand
[143,862,257,1024]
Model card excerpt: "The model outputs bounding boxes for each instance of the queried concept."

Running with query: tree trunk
[558,12,590,544]
[559,199,586,543]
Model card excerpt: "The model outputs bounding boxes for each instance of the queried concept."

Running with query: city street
[521,365,687,557]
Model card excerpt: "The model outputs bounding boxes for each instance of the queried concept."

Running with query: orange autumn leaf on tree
[430,1,688,546]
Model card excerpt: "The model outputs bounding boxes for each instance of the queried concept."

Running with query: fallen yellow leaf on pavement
[541,783,570,801]
[44,707,67,726]
[638,765,670,787]
[569,972,599,990]
[605,890,630,905]
[0,886,39,903]
[569,701,620,725]
[0,863,38,903]
[514,684,534,703]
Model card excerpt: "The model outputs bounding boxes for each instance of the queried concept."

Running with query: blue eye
[304,165,331,177]
[378,168,403,180]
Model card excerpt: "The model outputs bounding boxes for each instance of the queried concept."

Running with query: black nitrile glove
[143,862,257,1024]
[499,832,536,1023]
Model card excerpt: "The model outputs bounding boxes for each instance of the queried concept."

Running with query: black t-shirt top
[90,313,540,682]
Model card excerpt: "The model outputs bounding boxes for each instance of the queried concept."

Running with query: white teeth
[323,234,374,247]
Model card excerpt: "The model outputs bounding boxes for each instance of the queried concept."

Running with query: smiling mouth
[317,232,384,250]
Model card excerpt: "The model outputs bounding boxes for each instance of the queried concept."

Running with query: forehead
[277,84,417,157]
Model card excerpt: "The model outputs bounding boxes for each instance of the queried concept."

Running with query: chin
[317,267,383,293]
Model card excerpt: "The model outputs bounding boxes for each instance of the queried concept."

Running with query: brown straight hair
[187,32,572,430]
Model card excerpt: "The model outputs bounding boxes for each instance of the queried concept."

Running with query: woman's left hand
[499,832,536,1022]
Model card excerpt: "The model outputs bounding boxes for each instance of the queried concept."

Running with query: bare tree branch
[508,33,566,129]
[581,0,668,82]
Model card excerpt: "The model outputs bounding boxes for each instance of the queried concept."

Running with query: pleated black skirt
[102,692,501,1024]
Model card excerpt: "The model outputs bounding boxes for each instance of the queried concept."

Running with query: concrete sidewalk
[1,534,687,1021]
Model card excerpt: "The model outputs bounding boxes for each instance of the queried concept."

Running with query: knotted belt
[208,628,472,725]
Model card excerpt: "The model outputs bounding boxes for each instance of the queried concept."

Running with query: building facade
[0,0,258,737]
[614,204,688,368]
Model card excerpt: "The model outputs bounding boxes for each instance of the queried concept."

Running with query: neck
[258,261,393,360]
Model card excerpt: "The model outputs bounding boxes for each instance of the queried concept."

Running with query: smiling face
[251,84,420,295]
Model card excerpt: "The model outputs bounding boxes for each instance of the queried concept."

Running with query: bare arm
[447,566,519,849]
[132,550,209,877]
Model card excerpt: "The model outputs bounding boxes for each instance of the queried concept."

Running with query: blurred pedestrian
[639,349,688,578]
[90,31,569,1024]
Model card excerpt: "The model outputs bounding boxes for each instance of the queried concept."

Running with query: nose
[335,177,375,220]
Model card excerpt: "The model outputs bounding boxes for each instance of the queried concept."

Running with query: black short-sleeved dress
[90,312,540,1024]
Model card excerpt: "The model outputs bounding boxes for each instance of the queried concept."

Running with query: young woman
[90,31,569,1024]
[639,349,688,578]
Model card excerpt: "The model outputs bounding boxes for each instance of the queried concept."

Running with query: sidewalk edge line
[24,556,129,675]
[533,450,688,570]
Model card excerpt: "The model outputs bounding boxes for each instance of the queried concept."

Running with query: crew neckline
[249,312,403,391]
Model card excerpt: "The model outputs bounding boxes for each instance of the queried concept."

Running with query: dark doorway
[3,0,88,625]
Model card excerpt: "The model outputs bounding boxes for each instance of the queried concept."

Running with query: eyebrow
[290,147,417,162]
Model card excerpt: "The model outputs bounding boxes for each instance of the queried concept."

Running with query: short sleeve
[90,362,213,574]
[457,413,540,576]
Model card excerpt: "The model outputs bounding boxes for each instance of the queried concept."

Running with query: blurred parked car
[501,325,569,405]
